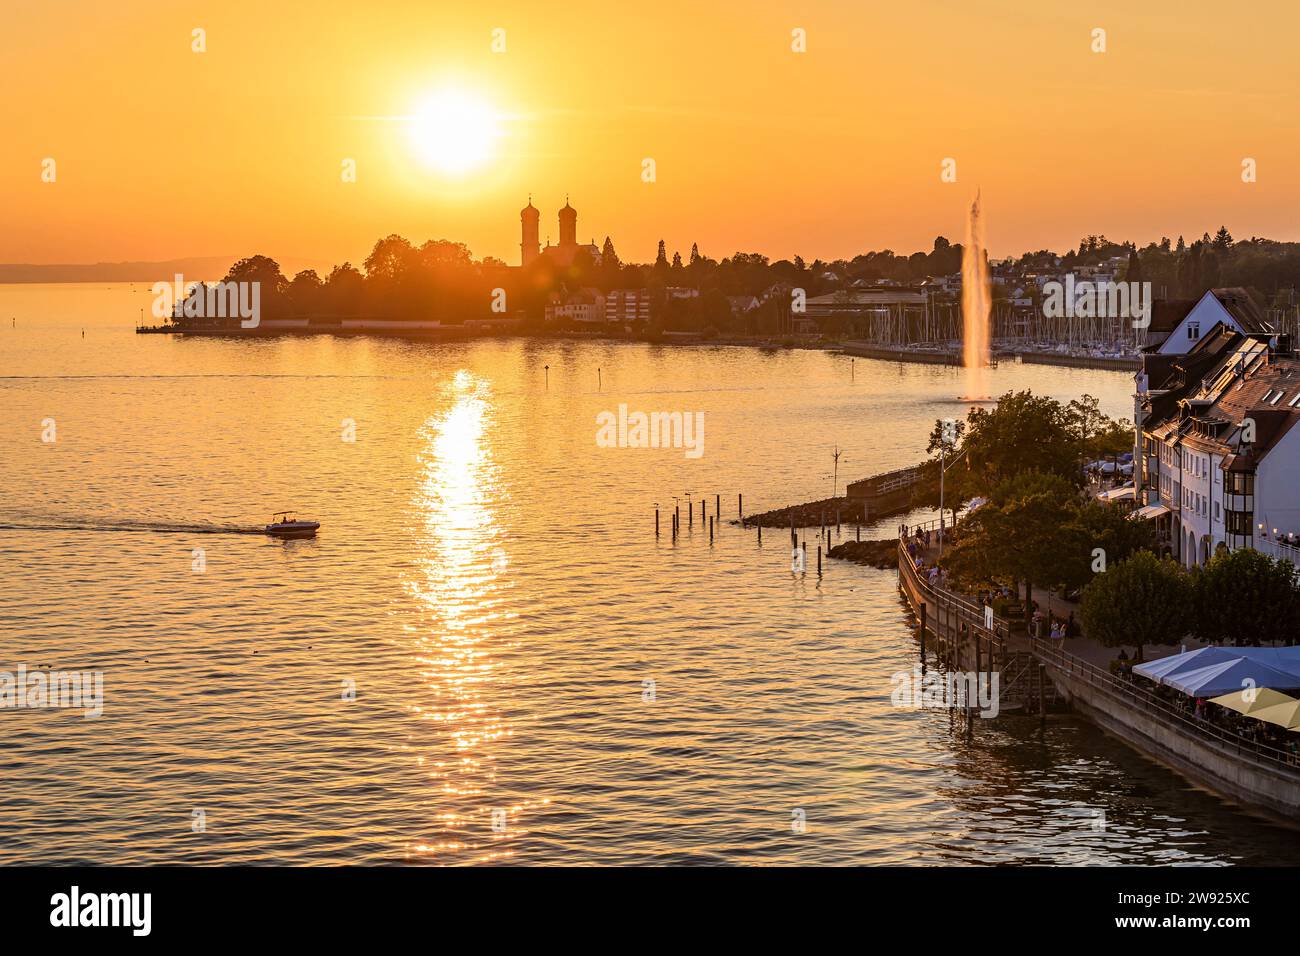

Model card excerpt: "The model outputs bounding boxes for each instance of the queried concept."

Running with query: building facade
[1134,303,1300,567]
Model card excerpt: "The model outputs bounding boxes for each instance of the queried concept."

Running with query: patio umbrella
[1244,697,1300,731]
[1208,687,1297,715]
[1134,646,1236,684]
[1164,657,1300,698]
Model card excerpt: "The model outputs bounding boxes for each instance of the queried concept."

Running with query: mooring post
[817,545,822,577]
[919,604,927,666]
[836,510,840,533]
[757,521,762,545]
[716,494,720,519]
[709,516,714,543]
[701,499,705,525]
[856,523,861,542]
[738,493,743,519]
[655,509,660,537]
[688,503,693,529]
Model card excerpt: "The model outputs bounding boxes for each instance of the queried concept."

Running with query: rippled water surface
[1,283,1295,865]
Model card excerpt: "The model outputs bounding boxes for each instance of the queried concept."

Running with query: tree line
[208,226,1300,330]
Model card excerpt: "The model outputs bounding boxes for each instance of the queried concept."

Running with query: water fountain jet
[960,190,992,402]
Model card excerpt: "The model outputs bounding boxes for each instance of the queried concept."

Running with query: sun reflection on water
[403,370,544,862]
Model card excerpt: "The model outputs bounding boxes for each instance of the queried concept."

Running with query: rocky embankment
[826,538,899,568]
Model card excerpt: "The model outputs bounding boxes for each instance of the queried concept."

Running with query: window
[1226,510,1253,535]
[1215,502,1221,521]
[1188,321,1201,341]
[1226,472,1255,495]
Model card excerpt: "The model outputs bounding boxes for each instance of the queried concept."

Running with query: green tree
[998,482,1083,604]
[961,390,1081,494]
[1193,548,1300,646]
[1080,551,1192,659]
[940,501,1013,591]
[1062,501,1157,591]
[942,470,1081,613]
[1125,248,1143,284]
[654,240,670,279]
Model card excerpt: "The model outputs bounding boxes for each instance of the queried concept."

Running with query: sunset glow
[6,1,1300,267]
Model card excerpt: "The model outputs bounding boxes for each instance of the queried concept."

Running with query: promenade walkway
[903,525,1207,668]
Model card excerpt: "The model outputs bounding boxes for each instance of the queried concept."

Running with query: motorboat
[265,512,320,539]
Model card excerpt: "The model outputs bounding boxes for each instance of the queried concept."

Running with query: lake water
[1,283,1294,865]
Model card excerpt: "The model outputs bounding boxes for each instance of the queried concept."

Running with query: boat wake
[0,518,265,535]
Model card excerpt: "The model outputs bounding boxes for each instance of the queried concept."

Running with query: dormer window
[1188,321,1201,341]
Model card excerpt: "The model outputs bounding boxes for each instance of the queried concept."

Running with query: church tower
[558,195,577,249]
[521,197,540,267]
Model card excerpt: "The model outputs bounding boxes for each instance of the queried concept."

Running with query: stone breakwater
[827,538,899,568]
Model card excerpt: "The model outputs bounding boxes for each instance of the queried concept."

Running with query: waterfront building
[544,286,605,323]
[1134,321,1300,566]
[1145,287,1271,355]
[804,286,931,340]
[543,287,654,325]
[602,289,652,325]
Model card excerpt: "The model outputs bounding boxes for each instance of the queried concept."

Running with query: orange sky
[3,0,1298,269]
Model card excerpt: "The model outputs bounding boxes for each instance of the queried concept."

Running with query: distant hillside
[0,257,332,284]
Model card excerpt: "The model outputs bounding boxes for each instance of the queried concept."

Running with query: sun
[407,91,502,175]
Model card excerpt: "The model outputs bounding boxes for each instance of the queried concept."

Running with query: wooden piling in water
[655,509,660,537]
[757,521,762,545]
[816,545,822,576]
[738,493,743,519]
[715,494,720,519]
[688,504,692,529]
[709,516,714,543]
[919,603,927,665]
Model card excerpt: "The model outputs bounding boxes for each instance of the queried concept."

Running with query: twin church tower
[520,196,599,269]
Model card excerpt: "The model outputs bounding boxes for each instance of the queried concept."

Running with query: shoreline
[843,340,1139,372]
[135,324,1141,372]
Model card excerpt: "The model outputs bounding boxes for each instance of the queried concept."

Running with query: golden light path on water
[405,370,545,862]
[4,284,1299,865]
